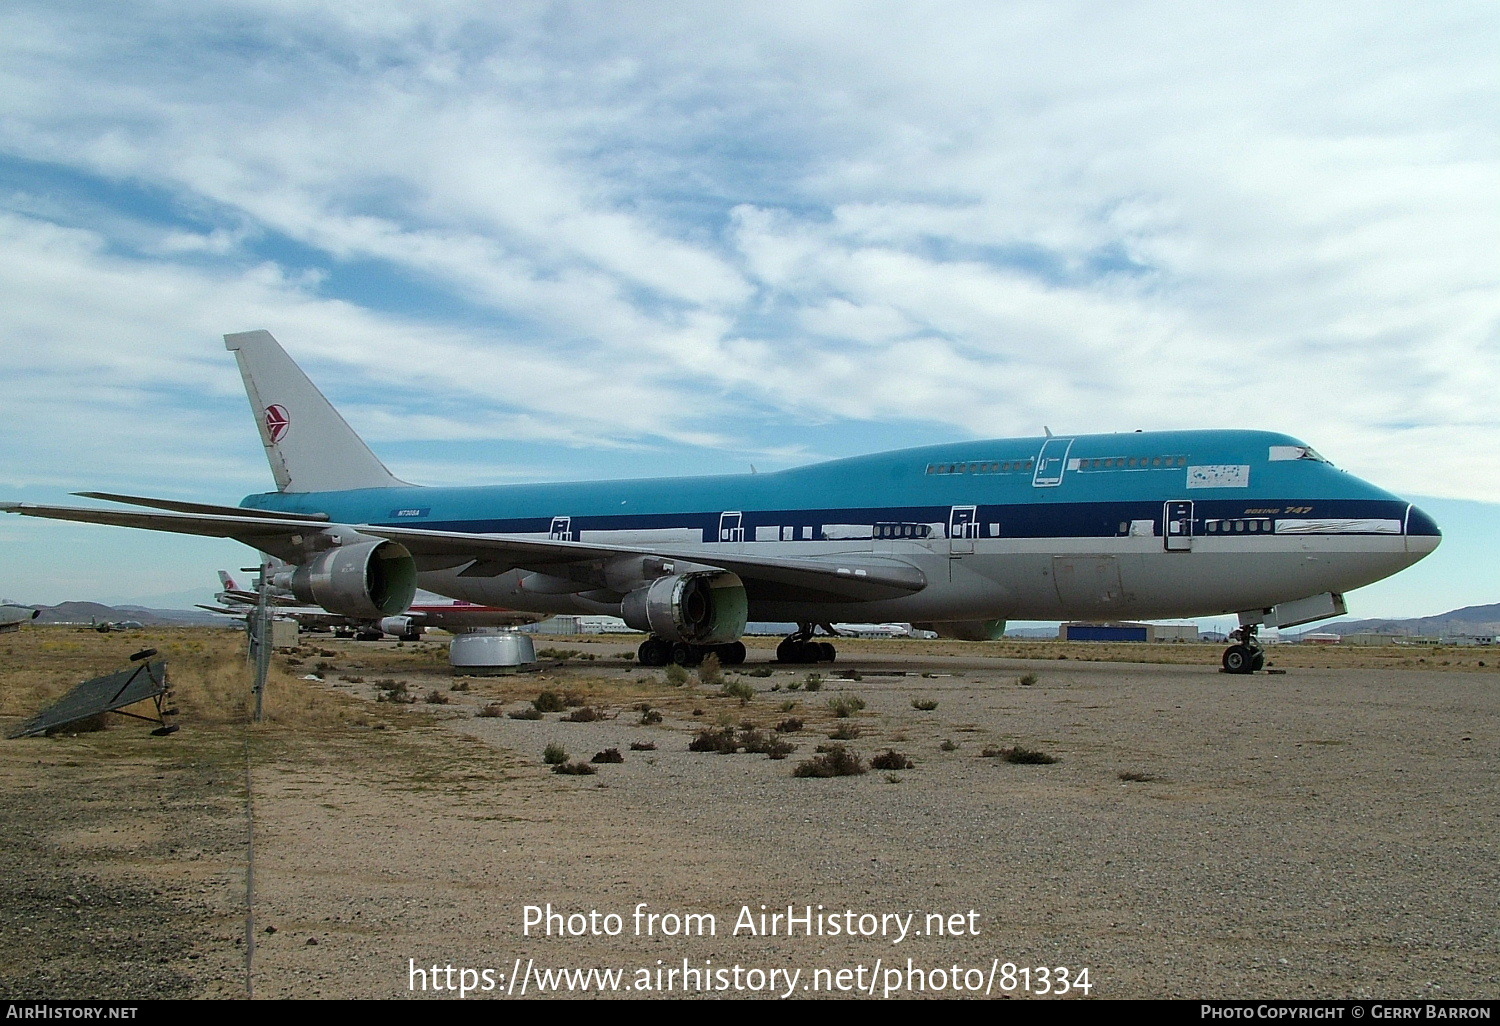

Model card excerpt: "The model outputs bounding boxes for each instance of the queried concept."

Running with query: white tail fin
[224,330,408,493]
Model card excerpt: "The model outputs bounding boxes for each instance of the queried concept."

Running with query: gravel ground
[1,637,1495,1000]
[0,732,246,999]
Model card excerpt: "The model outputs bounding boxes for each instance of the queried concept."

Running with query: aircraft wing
[2,500,927,604]
[196,603,241,615]
[0,502,329,563]
[352,524,927,602]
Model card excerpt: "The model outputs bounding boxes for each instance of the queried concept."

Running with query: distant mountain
[1292,603,1500,638]
[32,602,225,627]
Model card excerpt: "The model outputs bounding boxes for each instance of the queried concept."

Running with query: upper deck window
[926,459,1034,475]
[1269,445,1331,464]
[1076,454,1188,472]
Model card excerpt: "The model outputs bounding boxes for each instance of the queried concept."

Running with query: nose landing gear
[1221,625,1266,674]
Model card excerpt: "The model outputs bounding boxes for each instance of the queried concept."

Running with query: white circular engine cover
[449,629,536,672]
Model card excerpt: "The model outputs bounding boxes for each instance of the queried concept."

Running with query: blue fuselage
[241,429,1439,623]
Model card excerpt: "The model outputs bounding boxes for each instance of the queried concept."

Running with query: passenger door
[1163,501,1194,551]
[949,505,979,555]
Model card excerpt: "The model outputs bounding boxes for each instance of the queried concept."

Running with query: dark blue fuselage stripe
[356,498,1420,541]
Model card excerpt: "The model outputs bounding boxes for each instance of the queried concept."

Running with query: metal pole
[252,561,271,723]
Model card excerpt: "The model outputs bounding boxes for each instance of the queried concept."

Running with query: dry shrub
[984,745,1057,764]
[551,760,597,775]
[792,744,865,778]
[689,726,740,753]
[870,749,914,770]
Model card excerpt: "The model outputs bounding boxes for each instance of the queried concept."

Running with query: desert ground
[0,626,1494,1000]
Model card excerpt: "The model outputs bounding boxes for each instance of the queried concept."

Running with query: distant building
[1152,624,1201,643]
[1059,622,1200,643]
[1060,622,1149,642]
[1341,632,1405,646]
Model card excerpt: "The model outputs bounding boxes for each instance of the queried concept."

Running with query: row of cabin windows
[874,523,935,539]
[926,460,1034,475]
[1078,455,1189,470]
[1206,519,1273,533]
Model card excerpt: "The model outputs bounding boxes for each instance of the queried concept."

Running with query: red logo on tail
[264,404,290,443]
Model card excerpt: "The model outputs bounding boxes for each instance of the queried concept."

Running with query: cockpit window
[1269,445,1331,464]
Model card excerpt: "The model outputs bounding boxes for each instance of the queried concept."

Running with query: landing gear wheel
[671,642,702,667]
[638,637,670,667]
[1250,650,1266,672]
[716,641,746,666]
[776,638,807,664]
[777,623,843,663]
[1222,644,1255,674]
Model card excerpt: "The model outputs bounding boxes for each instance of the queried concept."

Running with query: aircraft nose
[1406,504,1441,555]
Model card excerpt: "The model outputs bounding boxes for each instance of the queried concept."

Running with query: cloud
[0,1,1496,531]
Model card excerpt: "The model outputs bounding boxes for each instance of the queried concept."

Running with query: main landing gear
[776,623,839,665]
[1221,625,1266,674]
[637,637,746,668]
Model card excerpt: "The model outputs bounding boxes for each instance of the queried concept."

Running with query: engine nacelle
[620,571,747,645]
[276,540,417,619]
[378,616,423,639]
[915,619,1008,642]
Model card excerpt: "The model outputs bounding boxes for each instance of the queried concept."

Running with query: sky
[0,1,1496,620]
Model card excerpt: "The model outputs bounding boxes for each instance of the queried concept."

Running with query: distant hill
[1292,603,1500,638]
[32,602,225,627]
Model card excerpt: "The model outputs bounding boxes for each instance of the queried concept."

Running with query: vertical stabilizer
[224,330,408,493]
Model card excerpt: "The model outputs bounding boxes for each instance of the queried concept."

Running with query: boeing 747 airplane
[3,331,1440,673]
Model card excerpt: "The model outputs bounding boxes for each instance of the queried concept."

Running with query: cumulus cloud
[1,1,1497,602]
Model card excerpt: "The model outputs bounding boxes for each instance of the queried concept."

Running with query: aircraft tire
[638,638,669,666]
[1222,644,1254,674]
[777,639,817,664]
[1251,649,1266,671]
[717,641,746,666]
[671,642,702,667]
[819,642,837,663]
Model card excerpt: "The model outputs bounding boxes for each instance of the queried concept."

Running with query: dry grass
[0,626,379,733]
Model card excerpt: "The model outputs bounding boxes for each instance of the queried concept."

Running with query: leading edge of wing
[0,501,329,540]
[73,491,330,522]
